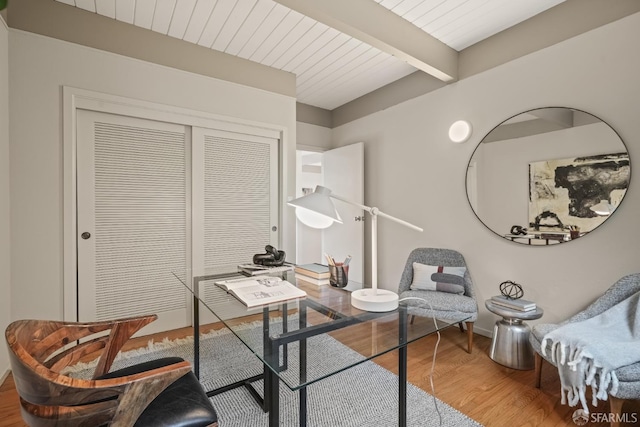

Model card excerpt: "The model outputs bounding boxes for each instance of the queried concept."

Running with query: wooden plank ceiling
[55,0,565,110]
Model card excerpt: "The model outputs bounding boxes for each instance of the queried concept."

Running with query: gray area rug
[68,321,482,427]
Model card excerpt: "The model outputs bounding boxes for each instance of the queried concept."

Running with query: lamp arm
[328,192,370,212]
[328,194,423,232]
[323,189,423,303]
[328,193,423,296]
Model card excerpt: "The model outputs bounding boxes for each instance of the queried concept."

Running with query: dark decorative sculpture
[253,245,286,267]
[531,210,564,231]
[500,280,524,300]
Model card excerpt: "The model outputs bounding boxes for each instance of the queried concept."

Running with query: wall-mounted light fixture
[449,120,472,143]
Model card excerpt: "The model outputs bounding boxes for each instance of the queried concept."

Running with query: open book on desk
[215,276,306,308]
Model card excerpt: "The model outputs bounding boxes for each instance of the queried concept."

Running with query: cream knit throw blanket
[541,290,640,414]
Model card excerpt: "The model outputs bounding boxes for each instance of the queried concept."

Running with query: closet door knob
[81,232,91,240]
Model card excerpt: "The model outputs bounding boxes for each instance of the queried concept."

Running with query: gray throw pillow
[431,273,465,295]
[409,263,467,294]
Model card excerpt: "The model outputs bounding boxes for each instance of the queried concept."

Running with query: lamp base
[351,289,399,312]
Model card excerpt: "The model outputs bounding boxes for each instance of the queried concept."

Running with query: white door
[322,142,365,283]
[192,127,280,322]
[77,110,190,334]
[192,127,279,272]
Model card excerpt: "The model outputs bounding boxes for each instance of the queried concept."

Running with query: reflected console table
[504,233,569,245]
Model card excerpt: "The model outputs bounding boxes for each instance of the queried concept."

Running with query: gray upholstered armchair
[529,273,640,426]
[397,248,478,353]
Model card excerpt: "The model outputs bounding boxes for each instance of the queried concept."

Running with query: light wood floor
[2,326,639,427]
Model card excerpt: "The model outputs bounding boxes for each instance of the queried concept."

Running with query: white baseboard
[473,326,493,338]
[0,368,9,386]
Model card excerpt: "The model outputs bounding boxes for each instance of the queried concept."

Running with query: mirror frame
[466,107,631,245]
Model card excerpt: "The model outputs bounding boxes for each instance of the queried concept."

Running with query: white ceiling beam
[530,108,574,129]
[273,0,458,82]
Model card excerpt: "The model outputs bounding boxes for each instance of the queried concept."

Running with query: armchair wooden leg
[465,322,473,353]
[410,315,415,325]
[609,396,624,427]
[534,352,543,388]
[458,322,464,333]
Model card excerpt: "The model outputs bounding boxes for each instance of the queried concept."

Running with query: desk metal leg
[299,302,308,427]
[263,307,272,413]
[191,276,204,380]
[193,294,200,379]
[266,337,280,427]
[263,306,281,426]
[399,308,408,427]
[282,305,289,370]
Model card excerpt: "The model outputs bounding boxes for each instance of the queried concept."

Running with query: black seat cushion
[98,357,218,427]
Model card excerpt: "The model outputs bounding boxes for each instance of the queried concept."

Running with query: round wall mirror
[466,107,630,245]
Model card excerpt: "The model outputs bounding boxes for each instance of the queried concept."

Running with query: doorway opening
[294,143,364,283]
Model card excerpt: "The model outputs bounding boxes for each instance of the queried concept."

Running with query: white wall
[8,30,296,322]
[332,12,640,335]
[297,122,332,151]
[0,16,10,378]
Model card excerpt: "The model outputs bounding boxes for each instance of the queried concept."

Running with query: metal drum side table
[485,300,544,370]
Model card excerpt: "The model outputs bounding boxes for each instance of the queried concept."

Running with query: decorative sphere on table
[499,280,523,299]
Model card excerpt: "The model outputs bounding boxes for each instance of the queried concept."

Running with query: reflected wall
[466,108,630,245]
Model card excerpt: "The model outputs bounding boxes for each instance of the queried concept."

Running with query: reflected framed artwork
[528,152,630,232]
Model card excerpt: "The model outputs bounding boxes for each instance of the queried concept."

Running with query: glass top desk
[173,268,469,427]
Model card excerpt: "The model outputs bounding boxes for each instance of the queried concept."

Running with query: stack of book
[237,263,294,276]
[491,295,537,312]
[294,263,330,286]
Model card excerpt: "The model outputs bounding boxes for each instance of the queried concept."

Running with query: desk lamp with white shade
[288,185,423,312]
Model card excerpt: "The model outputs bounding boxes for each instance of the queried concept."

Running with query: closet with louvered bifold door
[76,109,280,334]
